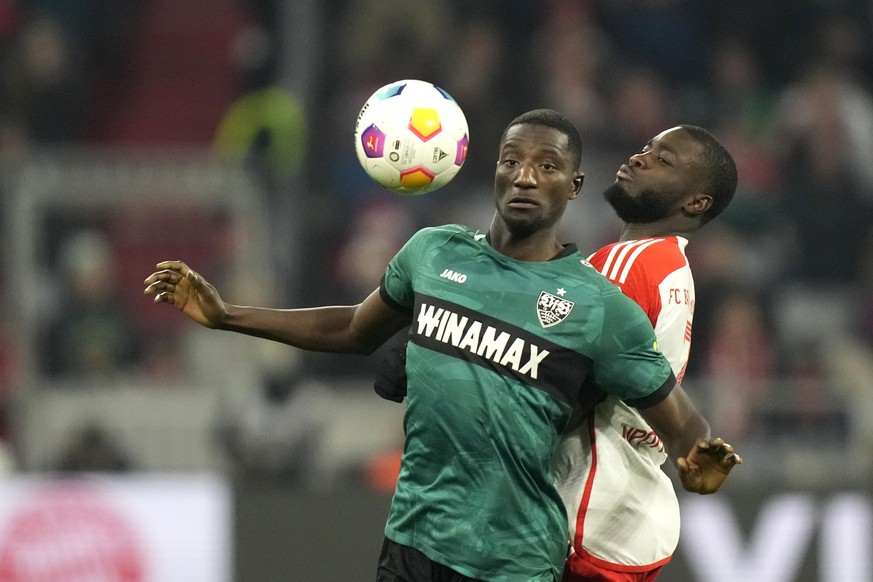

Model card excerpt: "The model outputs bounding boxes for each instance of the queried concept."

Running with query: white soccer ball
[354,79,469,195]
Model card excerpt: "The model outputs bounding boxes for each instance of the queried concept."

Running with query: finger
[144,270,184,286]
[153,291,176,305]
[155,260,191,276]
[146,280,178,295]
[144,282,164,296]
[711,442,736,458]
[718,452,742,468]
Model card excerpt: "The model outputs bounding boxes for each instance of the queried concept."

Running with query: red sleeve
[588,239,687,329]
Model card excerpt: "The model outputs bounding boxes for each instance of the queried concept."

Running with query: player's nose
[514,162,538,186]
[628,152,647,168]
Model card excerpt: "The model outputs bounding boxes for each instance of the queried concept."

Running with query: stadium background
[0,0,872,580]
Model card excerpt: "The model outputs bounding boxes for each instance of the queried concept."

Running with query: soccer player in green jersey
[144,109,740,581]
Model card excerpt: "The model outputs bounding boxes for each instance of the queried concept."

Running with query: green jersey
[379,225,674,581]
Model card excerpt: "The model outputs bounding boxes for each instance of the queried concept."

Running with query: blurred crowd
[1,0,873,486]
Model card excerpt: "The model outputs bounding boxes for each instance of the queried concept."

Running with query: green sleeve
[379,228,428,312]
[592,289,675,404]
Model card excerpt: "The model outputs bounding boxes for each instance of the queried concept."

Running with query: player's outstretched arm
[144,260,411,354]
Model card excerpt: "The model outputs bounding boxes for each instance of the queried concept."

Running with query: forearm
[145,262,409,355]
[640,383,710,467]
[662,410,710,468]
[219,303,378,354]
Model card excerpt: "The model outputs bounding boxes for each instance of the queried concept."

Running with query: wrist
[215,303,241,331]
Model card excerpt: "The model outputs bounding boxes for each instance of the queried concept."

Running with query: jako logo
[439,269,467,283]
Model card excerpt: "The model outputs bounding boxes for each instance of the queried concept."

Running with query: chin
[501,216,540,238]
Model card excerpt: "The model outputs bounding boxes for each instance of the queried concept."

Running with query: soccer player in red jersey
[555,125,741,582]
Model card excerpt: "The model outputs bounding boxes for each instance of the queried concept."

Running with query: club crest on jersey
[536,291,574,328]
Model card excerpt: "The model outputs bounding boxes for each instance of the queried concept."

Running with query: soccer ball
[354,79,469,195]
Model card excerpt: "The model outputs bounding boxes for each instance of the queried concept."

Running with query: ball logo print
[355,79,469,195]
[0,485,144,581]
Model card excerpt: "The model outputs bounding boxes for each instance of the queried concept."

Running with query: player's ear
[684,193,712,216]
[570,172,584,199]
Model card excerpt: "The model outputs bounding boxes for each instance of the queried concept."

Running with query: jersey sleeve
[590,238,693,381]
[379,228,428,313]
[609,253,661,327]
[591,288,675,407]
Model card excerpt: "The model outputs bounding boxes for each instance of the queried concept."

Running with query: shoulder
[392,225,479,266]
[401,225,484,257]
[409,224,476,242]
[588,237,689,284]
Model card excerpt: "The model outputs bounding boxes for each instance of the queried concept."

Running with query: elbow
[346,332,384,356]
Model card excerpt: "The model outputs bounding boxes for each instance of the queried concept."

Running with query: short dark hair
[679,125,738,225]
[502,109,583,171]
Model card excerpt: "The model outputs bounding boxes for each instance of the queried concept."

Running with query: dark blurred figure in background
[0,12,86,144]
[215,373,322,485]
[40,230,141,382]
[56,423,134,473]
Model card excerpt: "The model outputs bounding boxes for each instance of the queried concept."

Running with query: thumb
[187,269,202,287]
[186,269,211,296]
[185,269,221,306]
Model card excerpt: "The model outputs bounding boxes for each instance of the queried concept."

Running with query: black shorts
[376,537,484,582]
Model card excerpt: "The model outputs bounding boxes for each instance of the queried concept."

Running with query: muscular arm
[144,260,411,355]
[221,291,410,354]
[639,383,741,494]
[639,382,709,465]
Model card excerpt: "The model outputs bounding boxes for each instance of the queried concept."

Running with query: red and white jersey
[553,236,694,573]
[591,236,694,381]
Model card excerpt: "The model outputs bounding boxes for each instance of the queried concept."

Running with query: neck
[619,220,697,242]
[488,221,564,262]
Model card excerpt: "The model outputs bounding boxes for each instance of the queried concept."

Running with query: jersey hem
[379,275,413,314]
[625,371,675,409]
[574,548,673,573]
[385,530,562,582]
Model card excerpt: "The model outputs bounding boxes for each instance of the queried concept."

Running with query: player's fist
[677,437,742,494]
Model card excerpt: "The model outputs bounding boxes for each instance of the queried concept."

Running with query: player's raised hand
[143,260,227,328]
[676,437,742,495]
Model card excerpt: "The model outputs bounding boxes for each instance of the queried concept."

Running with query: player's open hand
[143,260,227,328]
[677,437,742,495]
